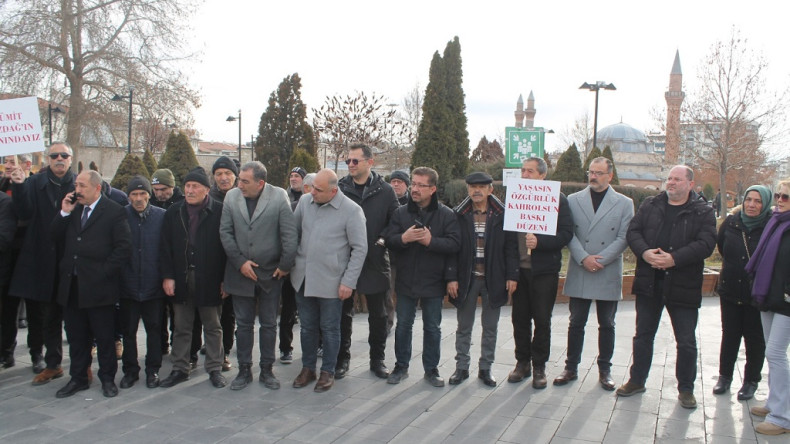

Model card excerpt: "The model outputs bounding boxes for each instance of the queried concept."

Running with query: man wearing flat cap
[446,172,519,387]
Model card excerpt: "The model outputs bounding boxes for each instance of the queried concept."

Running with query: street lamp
[111,87,134,153]
[226,110,241,162]
[579,81,616,155]
[47,103,64,146]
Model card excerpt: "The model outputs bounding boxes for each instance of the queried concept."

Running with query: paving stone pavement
[0,297,787,443]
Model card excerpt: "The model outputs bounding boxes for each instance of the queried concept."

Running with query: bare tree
[684,28,788,218]
[559,111,593,161]
[401,82,423,147]
[0,0,200,162]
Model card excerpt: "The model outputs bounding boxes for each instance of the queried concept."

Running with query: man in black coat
[336,144,399,379]
[52,170,132,398]
[159,167,228,389]
[446,172,519,387]
[616,165,716,410]
[9,143,75,383]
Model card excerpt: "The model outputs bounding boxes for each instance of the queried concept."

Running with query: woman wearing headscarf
[745,179,790,435]
[713,185,772,400]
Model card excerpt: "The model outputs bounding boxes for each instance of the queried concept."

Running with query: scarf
[740,185,772,231]
[745,209,790,303]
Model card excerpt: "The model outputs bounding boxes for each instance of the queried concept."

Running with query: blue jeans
[629,282,699,392]
[233,282,281,368]
[295,287,342,374]
[394,294,442,372]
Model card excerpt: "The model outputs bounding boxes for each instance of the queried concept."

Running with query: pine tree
[582,146,603,172]
[442,37,470,179]
[158,131,199,187]
[289,148,320,175]
[601,146,620,185]
[111,154,149,190]
[552,144,585,183]
[142,149,158,179]
[257,73,316,188]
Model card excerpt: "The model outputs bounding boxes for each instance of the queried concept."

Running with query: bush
[111,154,149,190]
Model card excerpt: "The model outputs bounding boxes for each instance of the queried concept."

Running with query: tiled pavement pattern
[0,297,787,443]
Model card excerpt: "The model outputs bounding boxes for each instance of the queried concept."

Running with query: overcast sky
[189,0,788,156]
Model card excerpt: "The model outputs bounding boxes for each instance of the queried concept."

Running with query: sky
[189,0,789,156]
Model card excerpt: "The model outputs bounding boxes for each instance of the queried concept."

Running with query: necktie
[81,206,91,229]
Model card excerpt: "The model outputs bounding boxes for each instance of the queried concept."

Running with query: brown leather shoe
[32,367,64,386]
[292,367,317,388]
[532,366,547,389]
[553,369,578,386]
[314,371,334,393]
[507,362,531,383]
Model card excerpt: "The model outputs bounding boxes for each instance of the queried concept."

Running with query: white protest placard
[503,178,561,235]
[502,168,521,185]
[0,96,46,157]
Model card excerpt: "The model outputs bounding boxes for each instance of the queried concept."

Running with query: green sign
[505,127,545,167]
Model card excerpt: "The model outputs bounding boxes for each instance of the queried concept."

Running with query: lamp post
[111,87,134,153]
[250,134,255,161]
[47,103,64,146]
[579,81,616,155]
[226,110,241,162]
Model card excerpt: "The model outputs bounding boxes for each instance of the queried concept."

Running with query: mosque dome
[595,122,653,153]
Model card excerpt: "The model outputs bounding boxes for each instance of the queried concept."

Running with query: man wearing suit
[51,170,132,398]
[290,168,367,393]
[553,157,634,390]
[220,161,297,391]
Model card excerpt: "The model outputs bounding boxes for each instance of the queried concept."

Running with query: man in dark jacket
[9,143,75,384]
[508,157,573,389]
[385,167,461,388]
[336,143,399,379]
[159,167,228,389]
[119,176,166,389]
[389,170,410,206]
[150,169,184,209]
[286,167,306,211]
[616,165,716,410]
[447,172,519,387]
[52,170,132,398]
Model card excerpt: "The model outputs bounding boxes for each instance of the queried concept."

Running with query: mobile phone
[69,192,81,204]
[414,219,425,229]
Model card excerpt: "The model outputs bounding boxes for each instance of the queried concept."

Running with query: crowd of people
[0,142,788,436]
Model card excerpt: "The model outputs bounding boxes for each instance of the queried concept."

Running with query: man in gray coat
[290,169,367,392]
[553,157,633,390]
[220,161,297,391]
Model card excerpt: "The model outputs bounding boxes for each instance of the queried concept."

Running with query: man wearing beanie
[151,169,184,210]
[118,176,167,389]
[287,167,307,211]
[210,156,239,202]
[389,170,410,206]
[159,167,229,389]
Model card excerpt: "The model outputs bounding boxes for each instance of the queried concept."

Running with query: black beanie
[126,175,152,195]
[184,167,211,188]
[213,156,239,176]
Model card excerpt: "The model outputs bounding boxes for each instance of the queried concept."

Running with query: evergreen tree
[289,148,320,175]
[582,146,603,172]
[257,73,316,188]
[552,144,585,183]
[601,146,620,185]
[158,131,199,187]
[412,36,469,189]
[111,154,149,190]
[142,149,158,179]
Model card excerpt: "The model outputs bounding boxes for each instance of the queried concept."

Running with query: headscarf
[740,185,773,231]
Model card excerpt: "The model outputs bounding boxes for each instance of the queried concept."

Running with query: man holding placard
[506,157,573,389]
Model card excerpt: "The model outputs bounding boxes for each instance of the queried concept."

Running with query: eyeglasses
[344,158,361,166]
[587,170,608,177]
[49,153,71,160]
[775,193,790,202]
[409,183,433,190]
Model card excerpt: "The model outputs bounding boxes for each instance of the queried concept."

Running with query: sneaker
[616,381,646,397]
[750,406,770,417]
[678,391,697,409]
[387,365,408,384]
[279,351,293,364]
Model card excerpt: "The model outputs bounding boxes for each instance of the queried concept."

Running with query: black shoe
[259,365,280,390]
[553,369,578,386]
[119,373,138,389]
[478,369,496,387]
[334,360,349,380]
[209,370,227,388]
[713,376,732,395]
[161,346,170,356]
[449,369,469,385]
[737,381,758,400]
[599,371,616,391]
[1,354,14,369]
[188,358,198,371]
[231,364,253,391]
[55,379,90,398]
[370,360,389,379]
[159,370,189,388]
[32,354,45,374]
[102,381,119,398]
[424,368,445,387]
[146,373,160,388]
[387,365,408,384]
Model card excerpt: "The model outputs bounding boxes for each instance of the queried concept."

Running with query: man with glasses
[553,157,633,391]
[8,143,75,384]
[336,144,399,379]
[617,165,716,409]
[385,167,461,388]
[508,157,573,389]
